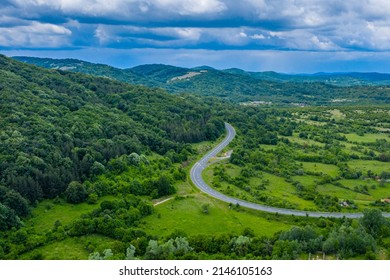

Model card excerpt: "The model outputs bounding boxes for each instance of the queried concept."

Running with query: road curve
[190,122,390,219]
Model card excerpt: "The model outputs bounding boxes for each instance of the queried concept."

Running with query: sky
[1,0,390,73]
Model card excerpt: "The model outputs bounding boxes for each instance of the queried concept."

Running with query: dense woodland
[0,55,390,260]
[0,55,225,229]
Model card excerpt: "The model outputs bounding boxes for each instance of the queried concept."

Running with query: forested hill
[14,56,390,105]
[12,56,153,86]
[0,55,225,224]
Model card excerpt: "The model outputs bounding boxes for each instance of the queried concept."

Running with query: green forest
[1,55,390,260]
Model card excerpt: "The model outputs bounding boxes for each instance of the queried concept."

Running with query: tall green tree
[65,181,87,204]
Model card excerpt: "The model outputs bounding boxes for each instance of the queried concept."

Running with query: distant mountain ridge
[13,56,390,105]
[15,56,390,86]
[222,68,390,86]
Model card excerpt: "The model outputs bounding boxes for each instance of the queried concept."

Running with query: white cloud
[65,19,81,29]
[90,24,347,50]
[250,34,265,40]
[94,25,111,45]
[173,28,202,40]
[157,28,252,46]
[155,0,227,15]
[310,36,338,50]
[93,25,203,47]
[0,15,28,27]
[0,21,71,47]
[364,21,390,49]
[59,0,134,16]
[358,0,390,20]
[138,2,149,13]
[9,0,227,19]
[92,25,256,47]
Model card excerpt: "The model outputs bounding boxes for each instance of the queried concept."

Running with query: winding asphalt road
[190,122,390,219]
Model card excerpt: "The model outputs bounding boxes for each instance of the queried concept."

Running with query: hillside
[12,56,151,85]
[14,56,390,105]
[0,55,225,228]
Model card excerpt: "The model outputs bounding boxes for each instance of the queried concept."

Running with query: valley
[0,55,389,260]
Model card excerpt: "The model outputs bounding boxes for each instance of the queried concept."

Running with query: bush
[65,181,87,204]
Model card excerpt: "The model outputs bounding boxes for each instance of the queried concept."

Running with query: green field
[328,109,346,120]
[340,142,370,157]
[338,179,390,200]
[286,135,325,147]
[203,163,316,210]
[202,153,389,212]
[25,196,117,232]
[142,193,292,237]
[292,175,319,187]
[16,163,295,260]
[251,173,316,209]
[18,235,115,260]
[300,162,340,177]
[316,184,371,201]
[260,144,277,151]
[349,160,390,174]
[344,133,389,143]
